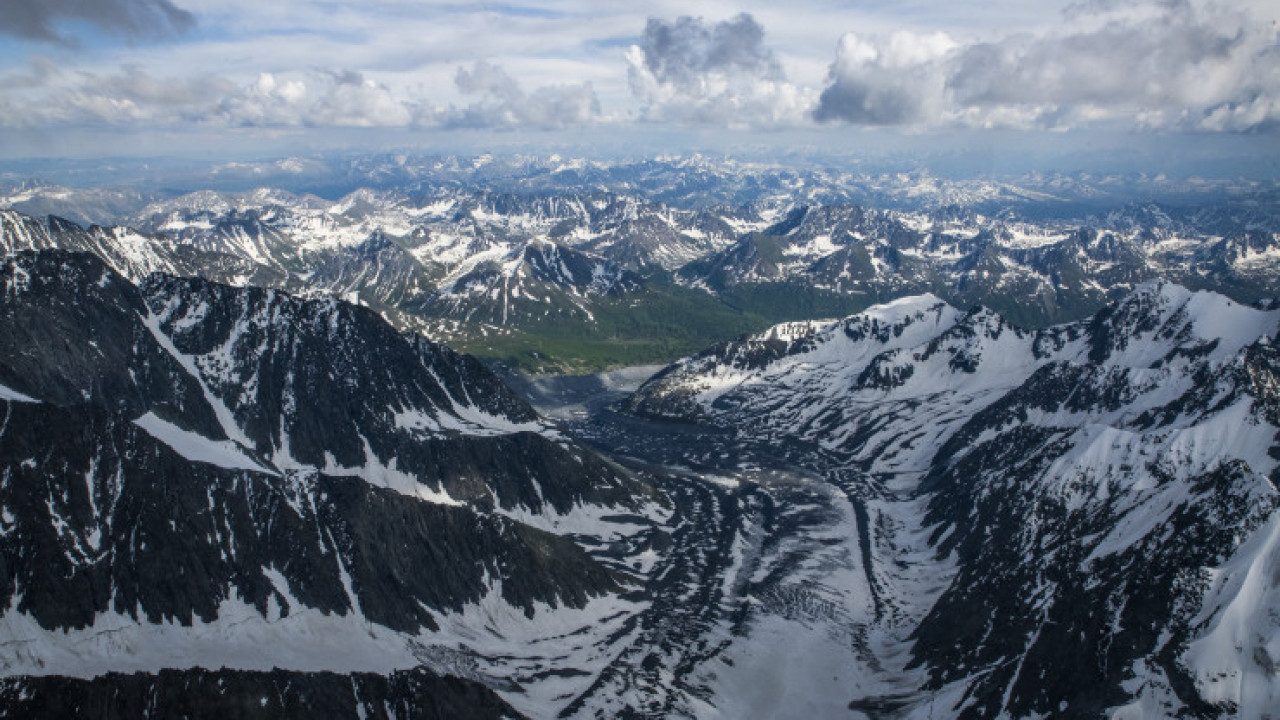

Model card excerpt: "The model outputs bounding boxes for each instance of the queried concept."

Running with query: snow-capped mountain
[416,238,641,328]
[682,202,1280,328]
[5,160,1279,373]
[6,155,1280,718]
[0,203,764,372]
[0,249,666,718]
[1,209,188,282]
[128,187,742,276]
[625,284,1280,718]
[0,180,158,228]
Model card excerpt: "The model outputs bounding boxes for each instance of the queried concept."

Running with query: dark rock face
[0,397,619,633]
[0,249,651,718]
[0,251,219,432]
[917,362,1278,719]
[0,667,524,720]
[0,250,638,632]
[2,250,642,513]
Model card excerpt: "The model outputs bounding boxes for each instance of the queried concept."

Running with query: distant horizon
[3,132,1278,197]
[2,1,1276,181]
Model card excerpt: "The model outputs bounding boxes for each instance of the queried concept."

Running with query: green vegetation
[717,282,873,323]
[448,284,773,374]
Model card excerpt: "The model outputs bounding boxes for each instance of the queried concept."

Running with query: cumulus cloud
[439,60,600,129]
[627,13,816,129]
[636,14,782,89]
[0,0,194,44]
[304,71,414,127]
[214,70,417,127]
[813,31,955,125]
[214,72,310,127]
[814,0,1280,132]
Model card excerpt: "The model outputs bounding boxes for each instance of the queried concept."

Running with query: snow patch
[132,412,276,475]
[1183,515,1280,720]
[321,436,461,506]
[0,383,36,403]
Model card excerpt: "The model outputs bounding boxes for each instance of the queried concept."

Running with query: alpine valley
[1,155,1278,719]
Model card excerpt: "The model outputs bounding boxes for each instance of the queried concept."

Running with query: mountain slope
[626,283,1280,718]
[0,249,663,718]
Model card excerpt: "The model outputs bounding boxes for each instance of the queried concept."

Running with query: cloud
[812,31,955,125]
[636,14,783,89]
[0,58,598,132]
[814,0,1280,132]
[305,71,414,127]
[214,72,309,127]
[626,13,816,129]
[0,0,194,44]
[0,62,417,129]
[439,60,600,129]
[4,3,1274,138]
[216,70,416,127]
[0,61,230,126]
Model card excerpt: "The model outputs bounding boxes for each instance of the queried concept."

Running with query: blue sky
[1,0,1277,174]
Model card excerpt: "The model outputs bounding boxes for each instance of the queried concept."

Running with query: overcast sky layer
[1,0,1277,174]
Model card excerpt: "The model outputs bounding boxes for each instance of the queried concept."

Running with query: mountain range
[3,246,1277,718]
[2,162,1277,372]
[1,157,1279,718]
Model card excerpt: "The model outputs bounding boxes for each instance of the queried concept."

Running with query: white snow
[781,233,839,259]
[0,576,645,716]
[435,401,558,439]
[141,307,256,450]
[696,485,949,720]
[425,579,648,719]
[998,224,1071,249]
[1182,515,1280,720]
[496,496,664,544]
[320,436,461,506]
[0,383,36,403]
[0,591,417,678]
[132,412,275,475]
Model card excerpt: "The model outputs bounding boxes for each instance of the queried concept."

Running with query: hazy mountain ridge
[7,155,1278,216]
[682,202,1280,327]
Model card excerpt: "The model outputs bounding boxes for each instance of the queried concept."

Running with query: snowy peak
[1,210,184,282]
[626,293,965,422]
[624,279,1280,718]
[519,240,636,295]
[423,238,643,330]
[0,209,57,255]
[1086,280,1280,367]
[842,292,953,336]
[628,280,1277,470]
